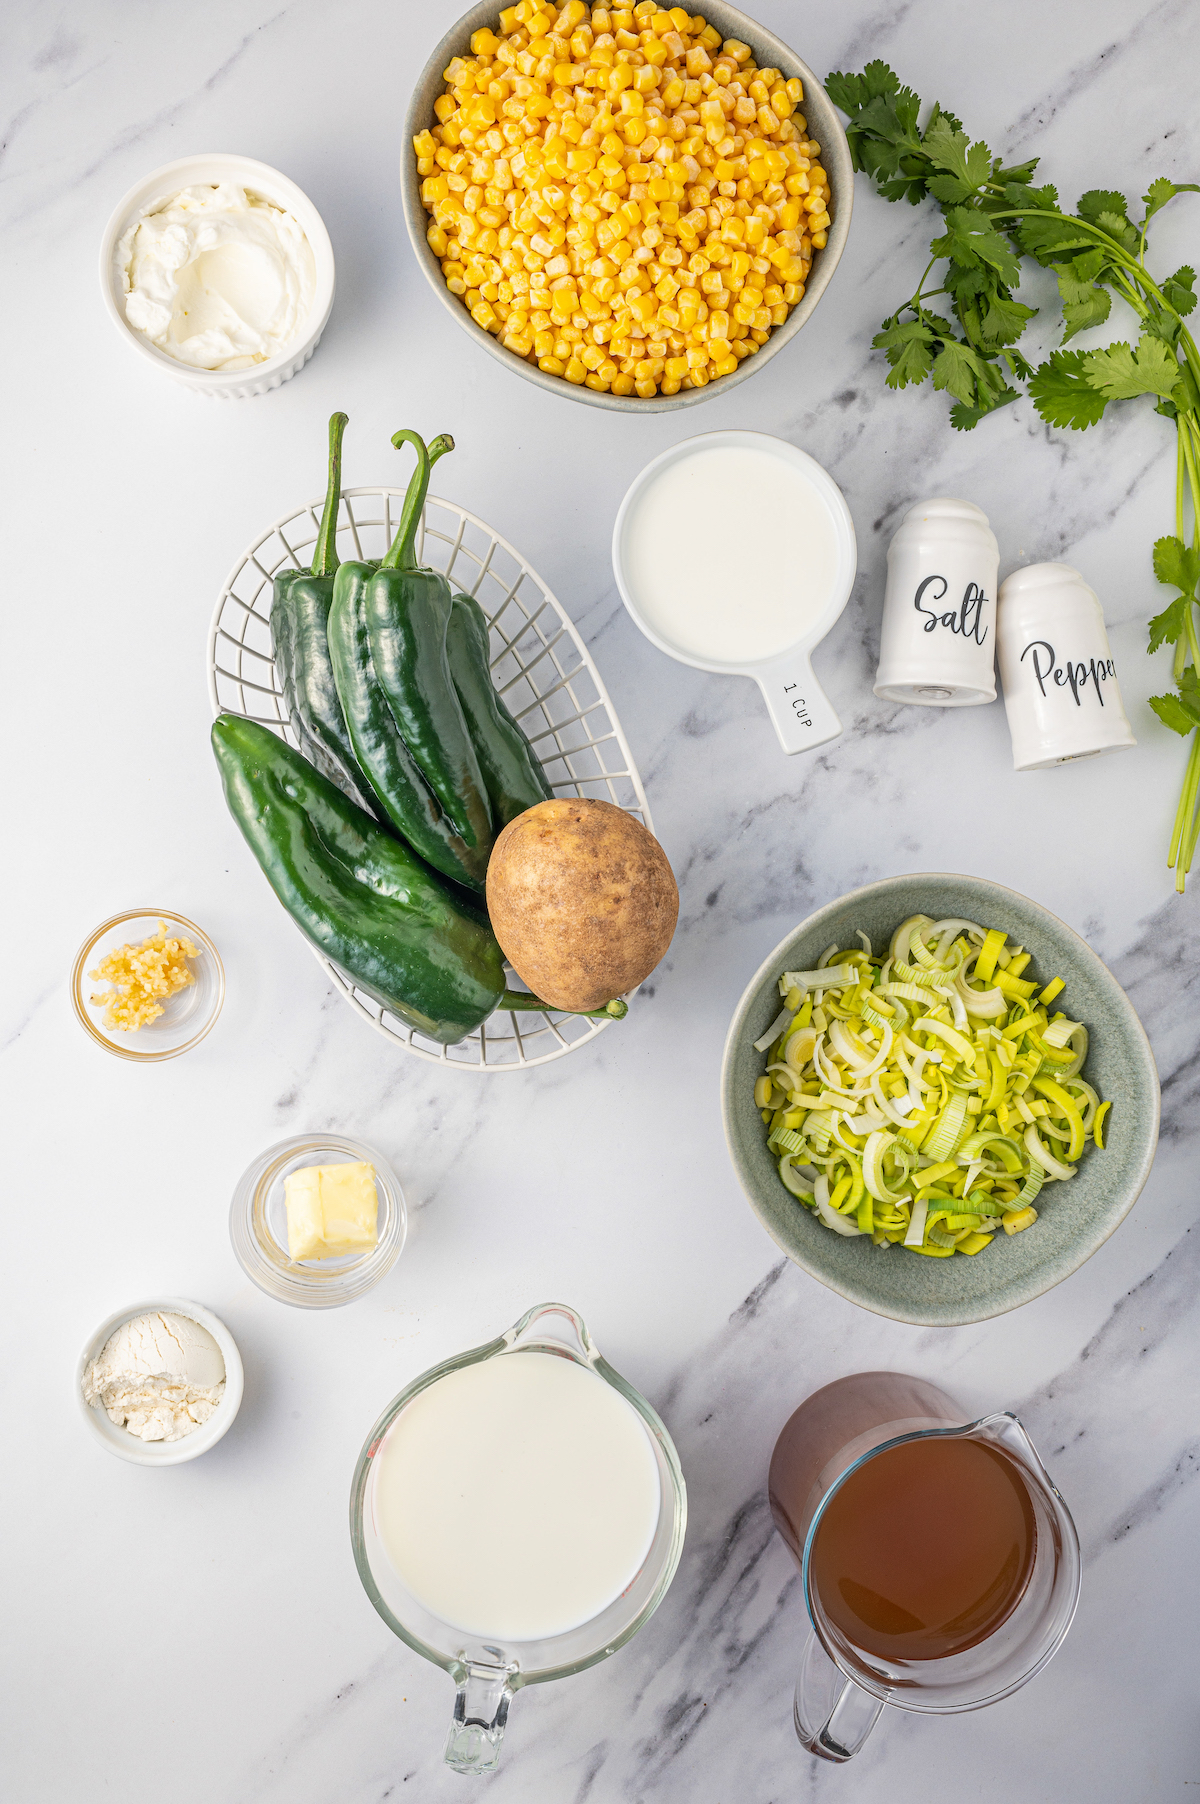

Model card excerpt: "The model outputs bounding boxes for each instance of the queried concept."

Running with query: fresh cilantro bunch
[826,60,1200,891]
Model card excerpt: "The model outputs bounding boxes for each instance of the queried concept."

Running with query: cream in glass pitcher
[351,1303,687,1775]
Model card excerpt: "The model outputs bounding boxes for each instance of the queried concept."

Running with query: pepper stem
[500,990,628,1020]
[381,428,455,572]
[311,412,349,577]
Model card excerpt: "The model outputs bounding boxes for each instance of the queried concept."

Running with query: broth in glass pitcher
[768,1372,1080,1762]
[806,1434,1037,1663]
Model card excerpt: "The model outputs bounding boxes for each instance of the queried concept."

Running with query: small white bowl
[76,1297,244,1466]
[99,154,335,399]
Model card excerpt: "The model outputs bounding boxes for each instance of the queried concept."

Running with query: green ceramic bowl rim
[720,872,1161,1326]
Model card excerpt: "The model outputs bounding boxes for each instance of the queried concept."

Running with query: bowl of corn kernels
[402,0,852,409]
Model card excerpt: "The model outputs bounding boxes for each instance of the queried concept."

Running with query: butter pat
[285,1160,378,1261]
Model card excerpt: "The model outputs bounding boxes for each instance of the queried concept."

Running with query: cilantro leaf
[1143,313,1182,349]
[1004,347,1035,382]
[1053,264,1112,342]
[1142,178,1200,224]
[927,174,976,205]
[1162,265,1197,317]
[1072,247,1109,283]
[925,101,965,137]
[930,338,992,406]
[1078,189,1128,222]
[943,261,995,301]
[931,207,1021,286]
[1029,351,1110,428]
[994,159,1040,187]
[1083,335,1182,402]
[825,60,903,113]
[1016,213,1095,260]
[1148,597,1189,654]
[921,117,992,189]
[1004,182,1059,212]
[1149,691,1200,735]
[949,384,1020,430]
[872,318,935,388]
[979,291,1037,345]
[1152,535,1200,595]
[1095,210,1139,251]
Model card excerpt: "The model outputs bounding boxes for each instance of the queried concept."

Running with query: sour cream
[117,182,315,370]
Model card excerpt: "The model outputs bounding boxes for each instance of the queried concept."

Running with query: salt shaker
[997,562,1136,770]
[874,498,999,706]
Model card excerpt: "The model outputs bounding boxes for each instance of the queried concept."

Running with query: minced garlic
[90,921,198,1031]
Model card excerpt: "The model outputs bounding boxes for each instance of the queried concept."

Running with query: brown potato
[485,798,679,1011]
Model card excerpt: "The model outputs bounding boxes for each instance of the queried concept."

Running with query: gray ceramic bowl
[721,873,1160,1327]
[400,0,852,412]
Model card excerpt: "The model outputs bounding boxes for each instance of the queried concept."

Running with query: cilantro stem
[1178,425,1200,671]
[1168,730,1200,887]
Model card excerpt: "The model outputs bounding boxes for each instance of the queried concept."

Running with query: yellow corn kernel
[611,371,636,394]
[564,356,587,383]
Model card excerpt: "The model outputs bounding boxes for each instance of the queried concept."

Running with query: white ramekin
[99,154,335,400]
[76,1296,245,1466]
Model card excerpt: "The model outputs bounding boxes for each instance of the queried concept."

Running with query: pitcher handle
[793,1630,885,1762]
[753,649,842,755]
[443,1661,515,1775]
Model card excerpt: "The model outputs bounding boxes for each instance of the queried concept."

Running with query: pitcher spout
[503,1301,599,1367]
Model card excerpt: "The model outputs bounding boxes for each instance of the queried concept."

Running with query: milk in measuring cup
[371,1350,662,1641]
[620,443,839,665]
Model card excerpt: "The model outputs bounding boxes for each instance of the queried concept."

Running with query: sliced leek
[751,910,1109,1263]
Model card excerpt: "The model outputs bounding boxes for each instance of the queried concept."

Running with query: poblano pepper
[211,713,505,1044]
[367,431,494,851]
[211,714,626,1038]
[327,435,490,893]
[446,589,554,826]
[269,412,376,815]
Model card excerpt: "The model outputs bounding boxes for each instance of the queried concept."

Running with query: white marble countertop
[4,0,1199,1797]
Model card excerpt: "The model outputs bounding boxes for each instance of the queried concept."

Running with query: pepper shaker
[997,562,1136,769]
[874,498,999,706]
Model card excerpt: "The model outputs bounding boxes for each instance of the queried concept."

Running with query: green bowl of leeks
[720,872,1160,1326]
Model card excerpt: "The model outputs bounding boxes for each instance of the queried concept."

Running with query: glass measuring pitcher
[769,1372,1080,1762]
[350,1303,687,1776]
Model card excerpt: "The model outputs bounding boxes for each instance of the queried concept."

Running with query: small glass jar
[230,1132,407,1308]
[71,909,224,1061]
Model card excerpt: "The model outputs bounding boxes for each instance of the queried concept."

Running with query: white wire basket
[207,487,652,1071]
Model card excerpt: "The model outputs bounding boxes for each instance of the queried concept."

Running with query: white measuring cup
[612,430,857,754]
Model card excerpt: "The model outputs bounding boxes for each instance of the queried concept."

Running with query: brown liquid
[808,1437,1036,1662]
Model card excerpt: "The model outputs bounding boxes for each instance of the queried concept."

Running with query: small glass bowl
[230,1133,407,1308]
[71,909,225,1061]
